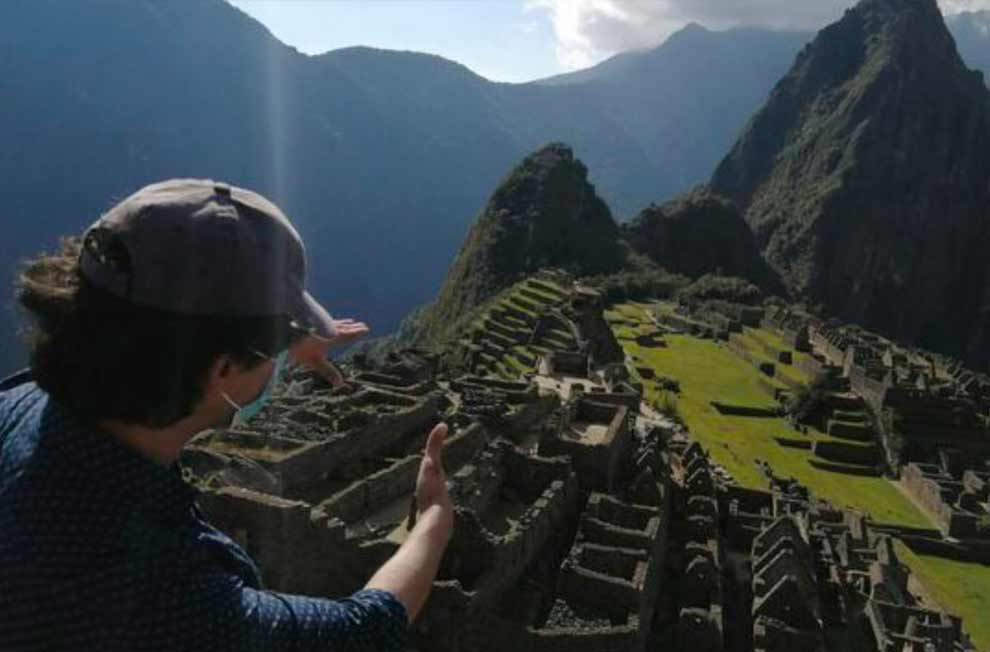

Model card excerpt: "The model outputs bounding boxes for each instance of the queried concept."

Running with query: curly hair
[16,237,297,428]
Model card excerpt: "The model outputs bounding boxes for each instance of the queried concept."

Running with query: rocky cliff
[711,0,990,368]
[623,189,784,294]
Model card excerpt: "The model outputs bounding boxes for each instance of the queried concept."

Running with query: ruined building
[178,272,978,651]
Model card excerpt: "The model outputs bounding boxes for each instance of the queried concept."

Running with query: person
[0,179,454,651]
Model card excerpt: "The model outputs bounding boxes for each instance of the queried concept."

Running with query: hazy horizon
[229,0,990,83]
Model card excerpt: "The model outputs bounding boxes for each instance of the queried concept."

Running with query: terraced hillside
[896,542,990,650]
[416,144,626,350]
[605,301,930,527]
[605,299,990,650]
[442,270,620,381]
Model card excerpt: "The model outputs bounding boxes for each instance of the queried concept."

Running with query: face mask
[221,349,289,428]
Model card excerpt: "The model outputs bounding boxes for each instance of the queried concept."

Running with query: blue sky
[228,0,989,83]
[228,1,563,83]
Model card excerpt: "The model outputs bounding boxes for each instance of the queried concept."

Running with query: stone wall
[581,390,641,411]
[264,391,441,490]
[352,371,436,395]
[196,486,381,596]
[441,445,581,611]
[539,398,634,493]
[710,401,779,418]
[544,493,665,652]
[812,441,880,466]
[848,364,889,413]
[317,454,420,523]
[450,376,537,403]
[902,462,990,539]
[795,354,830,381]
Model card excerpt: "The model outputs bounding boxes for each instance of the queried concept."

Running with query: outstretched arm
[168,423,453,651]
[365,423,454,621]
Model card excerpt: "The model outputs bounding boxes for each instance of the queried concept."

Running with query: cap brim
[292,291,337,341]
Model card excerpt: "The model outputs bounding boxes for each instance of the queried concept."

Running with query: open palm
[329,318,370,346]
[415,423,453,526]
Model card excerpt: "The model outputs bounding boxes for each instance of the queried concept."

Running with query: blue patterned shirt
[0,377,408,651]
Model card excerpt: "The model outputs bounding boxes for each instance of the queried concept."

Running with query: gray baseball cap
[79,178,336,340]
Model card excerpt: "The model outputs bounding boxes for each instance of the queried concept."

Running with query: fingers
[331,318,369,330]
[424,422,448,463]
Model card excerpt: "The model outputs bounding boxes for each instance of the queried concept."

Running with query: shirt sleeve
[151,569,409,652]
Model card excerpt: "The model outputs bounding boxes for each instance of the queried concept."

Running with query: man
[0,180,453,651]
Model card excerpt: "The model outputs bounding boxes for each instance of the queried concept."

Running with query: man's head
[16,180,335,428]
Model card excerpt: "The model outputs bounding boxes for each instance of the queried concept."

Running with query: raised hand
[414,423,454,536]
[368,422,455,621]
[288,336,337,386]
[328,318,370,346]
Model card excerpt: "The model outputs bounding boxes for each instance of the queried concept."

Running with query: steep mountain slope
[534,24,814,206]
[415,144,624,346]
[11,0,990,373]
[711,0,990,368]
[0,0,521,373]
[623,189,784,293]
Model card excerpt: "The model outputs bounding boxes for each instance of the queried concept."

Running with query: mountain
[0,0,520,373]
[0,0,814,373]
[711,0,990,368]
[623,189,783,292]
[532,24,814,206]
[10,0,990,373]
[415,144,625,346]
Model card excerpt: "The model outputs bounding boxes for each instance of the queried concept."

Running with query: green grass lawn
[896,543,990,651]
[730,327,816,389]
[611,303,932,529]
[747,326,789,351]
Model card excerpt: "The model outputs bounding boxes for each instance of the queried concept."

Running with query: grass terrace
[611,299,989,649]
[462,275,575,380]
[896,542,990,651]
[606,301,932,529]
[730,327,814,388]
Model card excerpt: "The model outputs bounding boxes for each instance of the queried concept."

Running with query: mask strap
[220,391,242,411]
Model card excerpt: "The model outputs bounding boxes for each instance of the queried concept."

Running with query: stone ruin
[445,270,623,382]
[179,272,691,652]
[176,274,983,651]
[807,319,990,469]
[903,452,990,541]
[753,307,990,476]
[710,451,973,652]
[653,299,767,344]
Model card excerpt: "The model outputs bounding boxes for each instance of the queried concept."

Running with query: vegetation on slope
[896,542,990,651]
[416,144,625,348]
[676,274,765,306]
[622,189,784,294]
[443,273,575,380]
[710,0,990,369]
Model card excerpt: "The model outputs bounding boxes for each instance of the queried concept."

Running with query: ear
[205,354,236,397]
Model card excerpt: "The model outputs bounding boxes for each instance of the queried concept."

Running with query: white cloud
[527,0,990,70]
[943,0,990,11]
